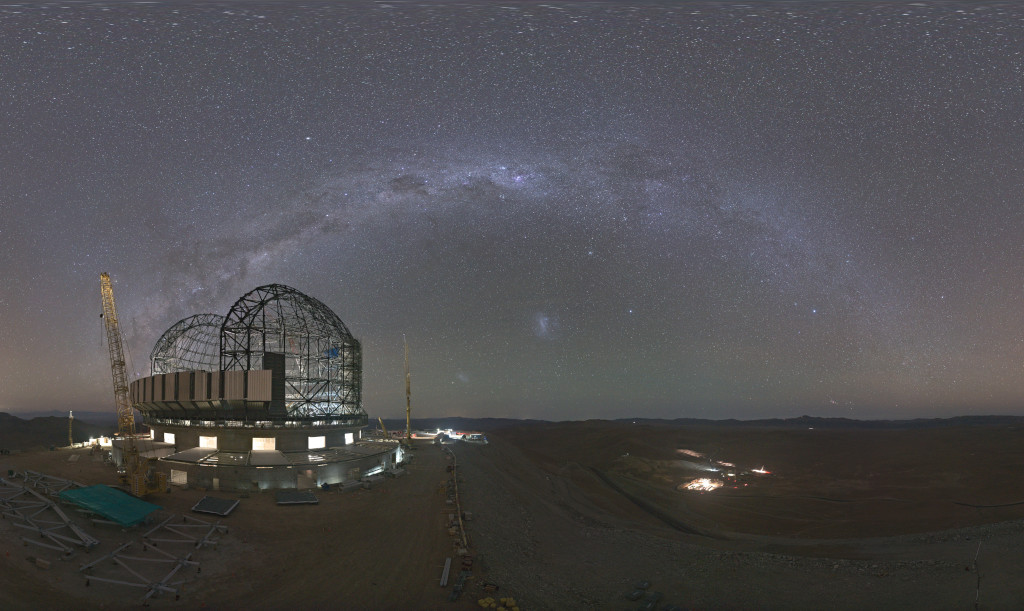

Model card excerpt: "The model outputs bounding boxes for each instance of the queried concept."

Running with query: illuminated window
[199,436,218,449]
[252,437,276,451]
[164,432,175,444]
[308,436,326,450]
[345,432,354,445]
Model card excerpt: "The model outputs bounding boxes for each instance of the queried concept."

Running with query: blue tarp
[59,485,161,526]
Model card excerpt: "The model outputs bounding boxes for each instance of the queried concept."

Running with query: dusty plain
[4,420,1024,609]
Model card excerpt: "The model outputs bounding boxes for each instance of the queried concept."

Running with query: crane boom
[98,273,166,497]
[100,272,136,437]
[404,335,411,441]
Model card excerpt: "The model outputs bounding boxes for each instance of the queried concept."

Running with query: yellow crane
[378,417,390,439]
[100,272,164,496]
[100,273,136,439]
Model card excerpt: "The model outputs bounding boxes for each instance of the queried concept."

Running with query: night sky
[3,2,1024,421]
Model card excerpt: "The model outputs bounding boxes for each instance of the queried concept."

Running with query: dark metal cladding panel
[191,496,239,516]
[263,352,287,416]
[275,490,318,505]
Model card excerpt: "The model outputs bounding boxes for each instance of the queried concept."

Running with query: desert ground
[4,420,1024,609]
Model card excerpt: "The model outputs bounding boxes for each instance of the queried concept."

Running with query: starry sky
[2,1,1024,421]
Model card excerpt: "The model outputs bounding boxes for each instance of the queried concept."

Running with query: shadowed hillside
[0,412,114,451]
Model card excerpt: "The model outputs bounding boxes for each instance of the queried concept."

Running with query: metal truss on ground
[150,313,225,375]
[78,513,227,604]
[0,476,99,556]
[80,540,197,603]
[220,283,364,420]
[0,470,229,605]
[143,513,228,550]
[22,470,86,498]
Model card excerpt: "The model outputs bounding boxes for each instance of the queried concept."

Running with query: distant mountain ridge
[0,412,115,451]
[7,410,116,426]
[4,412,1021,453]
[379,417,544,433]
[612,415,1024,429]
[384,414,1024,432]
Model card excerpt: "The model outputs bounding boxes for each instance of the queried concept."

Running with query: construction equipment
[404,335,412,442]
[378,417,390,439]
[100,272,165,496]
[100,273,136,440]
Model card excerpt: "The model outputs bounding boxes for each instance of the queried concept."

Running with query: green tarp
[59,485,161,526]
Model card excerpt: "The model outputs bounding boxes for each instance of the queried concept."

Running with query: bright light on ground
[683,478,723,492]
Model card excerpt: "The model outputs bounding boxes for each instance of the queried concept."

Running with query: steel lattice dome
[142,284,363,423]
[150,313,225,375]
[220,284,362,420]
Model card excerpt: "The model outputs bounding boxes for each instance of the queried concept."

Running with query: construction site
[13,414,1024,610]
[0,273,493,609]
[8,274,1024,608]
[0,435,487,609]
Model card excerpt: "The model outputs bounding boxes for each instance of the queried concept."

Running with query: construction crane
[100,272,164,496]
[100,273,136,439]
[378,417,390,440]
[68,410,73,447]
[404,335,412,442]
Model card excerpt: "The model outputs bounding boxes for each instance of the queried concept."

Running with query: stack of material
[274,490,318,505]
[59,484,161,527]
[191,496,239,516]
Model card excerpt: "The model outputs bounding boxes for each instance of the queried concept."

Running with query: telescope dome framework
[130,283,386,494]
[150,314,225,375]
[220,284,363,420]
